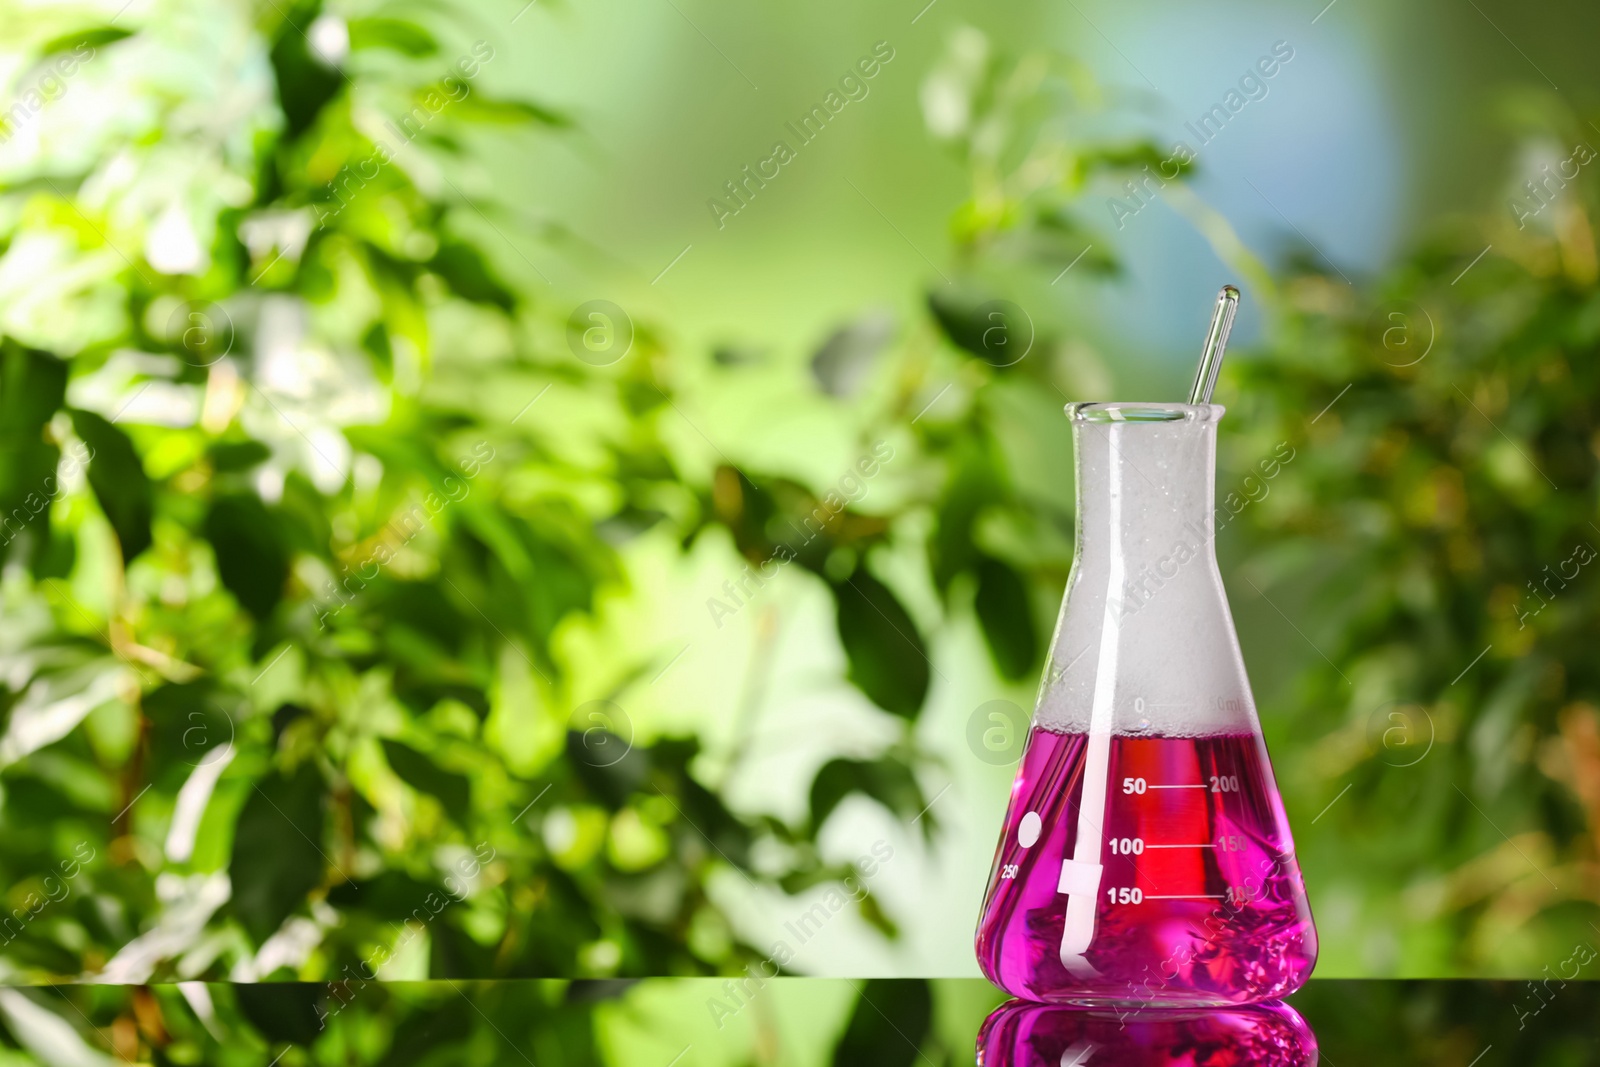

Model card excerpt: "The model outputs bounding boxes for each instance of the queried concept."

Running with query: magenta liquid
[976,727,1315,1005]
[977,1000,1317,1067]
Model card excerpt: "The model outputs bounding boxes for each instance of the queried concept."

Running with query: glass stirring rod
[1188,285,1240,404]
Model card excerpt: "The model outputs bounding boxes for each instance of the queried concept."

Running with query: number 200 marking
[1210,775,1240,793]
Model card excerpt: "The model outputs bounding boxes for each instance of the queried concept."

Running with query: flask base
[975,728,1317,1006]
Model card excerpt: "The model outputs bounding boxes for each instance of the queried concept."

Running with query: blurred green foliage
[0,0,938,991]
[1223,95,1600,972]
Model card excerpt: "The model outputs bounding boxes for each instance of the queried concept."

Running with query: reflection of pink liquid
[977,1000,1317,1066]
[976,728,1316,1005]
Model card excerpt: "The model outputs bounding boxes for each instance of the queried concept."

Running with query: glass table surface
[11,977,1596,1065]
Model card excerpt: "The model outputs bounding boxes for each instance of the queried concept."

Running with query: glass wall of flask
[975,402,1317,1006]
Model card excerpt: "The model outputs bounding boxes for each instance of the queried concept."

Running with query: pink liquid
[976,728,1316,1005]
[976,1000,1317,1066]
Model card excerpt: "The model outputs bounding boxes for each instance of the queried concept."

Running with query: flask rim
[1065,402,1225,424]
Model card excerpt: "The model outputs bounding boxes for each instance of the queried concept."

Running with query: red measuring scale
[975,295,1317,1007]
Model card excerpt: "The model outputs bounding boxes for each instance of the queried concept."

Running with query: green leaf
[381,738,471,824]
[348,17,439,57]
[930,437,1002,592]
[429,240,514,310]
[808,754,928,833]
[1025,205,1121,274]
[857,890,899,939]
[67,409,152,562]
[454,509,603,657]
[832,567,929,719]
[450,94,570,128]
[34,531,74,578]
[0,344,66,431]
[0,345,66,565]
[38,27,133,55]
[925,286,1034,366]
[203,494,289,618]
[326,871,446,921]
[429,919,497,978]
[810,310,895,397]
[206,439,272,472]
[142,682,238,778]
[974,555,1037,680]
[268,21,343,138]
[565,728,648,810]
[230,763,327,944]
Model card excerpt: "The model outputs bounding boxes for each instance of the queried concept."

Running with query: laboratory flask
[976,999,1317,1067]
[975,401,1316,1006]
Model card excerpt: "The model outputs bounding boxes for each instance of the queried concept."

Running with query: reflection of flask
[975,401,1316,1005]
[977,999,1317,1066]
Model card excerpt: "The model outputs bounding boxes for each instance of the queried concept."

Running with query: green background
[0,0,1599,1058]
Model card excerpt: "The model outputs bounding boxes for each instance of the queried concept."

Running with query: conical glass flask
[976,401,1316,1006]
